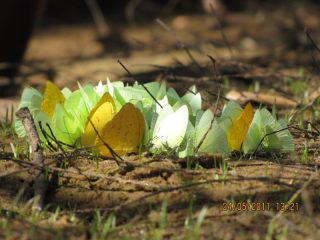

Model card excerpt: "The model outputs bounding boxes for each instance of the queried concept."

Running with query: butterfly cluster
[14,80,294,157]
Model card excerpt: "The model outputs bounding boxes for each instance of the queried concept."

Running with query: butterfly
[219,101,254,152]
[179,108,230,157]
[14,87,43,138]
[242,108,294,154]
[195,109,229,155]
[78,89,145,157]
[227,103,254,151]
[151,105,189,153]
[94,103,145,157]
[41,80,65,118]
[81,92,116,148]
[181,85,202,116]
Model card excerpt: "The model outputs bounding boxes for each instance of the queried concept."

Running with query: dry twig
[15,107,46,211]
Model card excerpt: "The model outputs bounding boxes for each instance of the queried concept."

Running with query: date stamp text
[221,202,299,212]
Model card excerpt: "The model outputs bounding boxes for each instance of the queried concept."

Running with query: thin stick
[251,126,293,157]
[209,2,234,59]
[290,94,320,122]
[207,55,221,117]
[156,18,202,70]
[117,59,163,108]
[15,107,46,211]
[39,121,58,152]
[87,118,125,167]
[206,90,229,101]
[305,28,320,52]
[195,55,221,152]
[304,28,320,73]
[0,155,312,198]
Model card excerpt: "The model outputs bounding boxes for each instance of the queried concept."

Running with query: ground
[1,2,320,239]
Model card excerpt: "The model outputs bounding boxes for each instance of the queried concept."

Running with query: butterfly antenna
[117,59,163,108]
[305,28,320,73]
[156,18,202,72]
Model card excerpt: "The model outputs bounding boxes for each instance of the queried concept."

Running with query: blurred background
[0,0,319,99]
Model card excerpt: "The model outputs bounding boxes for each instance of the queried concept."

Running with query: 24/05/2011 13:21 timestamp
[221,202,299,212]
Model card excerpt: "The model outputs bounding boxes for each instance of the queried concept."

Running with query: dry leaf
[226,90,298,109]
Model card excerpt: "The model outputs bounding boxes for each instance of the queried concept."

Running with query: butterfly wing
[41,81,65,118]
[64,90,88,125]
[221,101,243,119]
[18,87,43,111]
[264,122,294,152]
[96,103,145,157]
[34,111,52,143]
[151,105,189,151]
[52,104,83,145]
[178,121,196,158]
[227,103,254,151]
[105,79,124,97]
[181,85,202,116]
[81,92,116,147]
[243,122,262,154]
[134,81,160,97]
[167,88,181,106]
[95,80,107,97]
[219,101,243,133]
[114,86,153,107]
[61,87,72,98]
[196,109,229,155]
[243,108,294,153]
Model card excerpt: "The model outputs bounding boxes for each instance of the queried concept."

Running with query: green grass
[184,205,208,240]
[0,106,14,133]
[152,200,168,240]
[90,210,116,240]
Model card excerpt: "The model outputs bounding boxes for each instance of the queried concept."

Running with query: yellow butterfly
[81,92,145,157]
[40,81,65,118]
[228,103,254,151]
[95,103,145,157]
[81,92,116,147]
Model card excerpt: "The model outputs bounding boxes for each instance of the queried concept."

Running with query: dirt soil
[1,2,320,240]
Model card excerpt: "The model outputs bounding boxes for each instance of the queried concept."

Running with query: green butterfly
[218,100,243,134]
[243,108,294,154]
[181,85,202,116]
[14,87,43,138]
[195,109,229,155]
[178,108,230,157]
